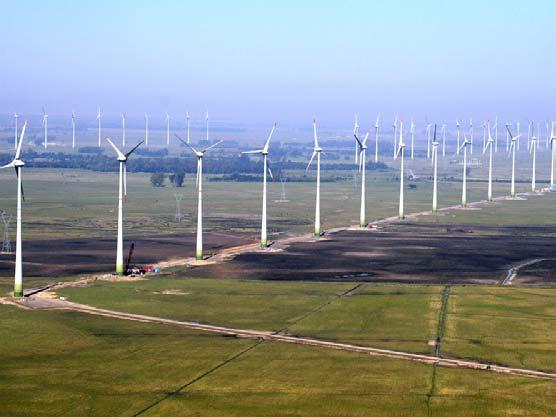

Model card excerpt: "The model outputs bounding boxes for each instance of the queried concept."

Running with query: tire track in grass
[427,285,451,414]
[131,339,263,417]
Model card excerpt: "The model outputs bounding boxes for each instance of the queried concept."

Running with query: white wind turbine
[186,112,191,144]
[175,134,223,259]
[396,121,405,219]
[71,110,76,149]
[1,121,27,297]
[205,111,210,141]
[441,123,446,157]
[14,113,18,150]
[353,114,359,164]
[374,115,380,163]
[165,113,170,145]
[458,134,472,207]
[506,125,521,197]
[550,122,556,190]
[530,135,538,192]
[97,108,102,147]
[307,119,324,237]
[426,123,432,159]
[392,116,398,159]
[410,119,415,159]
[354,130,369,227]
[144,114,149,146]
[42,108,48,149]
[431,125,439,212]
[456,119,461,155]
[242,124,276,248]
[106,138,143,275]
[483,121,495,202]
[121,113,126,147]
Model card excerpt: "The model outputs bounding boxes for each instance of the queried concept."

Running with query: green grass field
[1,304,555,417]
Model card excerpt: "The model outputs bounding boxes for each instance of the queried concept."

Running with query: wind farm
[1,1,555,417]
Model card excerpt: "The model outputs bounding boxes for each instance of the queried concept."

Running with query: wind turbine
[242,124,276,248]
[205,111,209,142]
[186,112,191,144]
[13,113,18,150]
[456,119,461,155]
[484,121,495,202]
[396,121,405,219]
[71,111,76,149]
[506,125,520,197]
[165,113,170,145]
[42,108,48,149]
[469,118,473,155]
[393,116,398,159]
[410,119,415,159]
[144,114,149,146]
[96,108,102,147]
[432,125,439,213]
[1,121,27,297]
[374,115,380,163]
[441,123,446,157]
[550,122,556,190]
[527,121,532,150]
[354,131,369,227]
[505,122,510,152]
[354,114,359,164]
[458,134,472,207]
[426,123,432,159]
[530,135,538,192]
[307,119,323,237]
[106,138,143,275]
[121,113,126,147]
[175,134,223,259]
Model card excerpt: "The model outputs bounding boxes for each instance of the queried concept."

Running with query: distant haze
[1,0,555,126]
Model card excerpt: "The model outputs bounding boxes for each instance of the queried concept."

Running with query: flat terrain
[187,223,556,284]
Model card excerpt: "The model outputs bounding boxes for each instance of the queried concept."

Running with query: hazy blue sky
[1,0,555,125]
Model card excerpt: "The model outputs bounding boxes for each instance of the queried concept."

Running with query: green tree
[150,173,166,187]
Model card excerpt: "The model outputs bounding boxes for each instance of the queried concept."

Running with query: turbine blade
[353,134,363,148]
[306,151,317,171]
[241,149,263,154]
[202,140,223,152]
[14,121,27,160]
[174,133,198,154]
[362,132,369,146]
[263,123,277,153]
[106,138,125,159]
[125,140,144,158]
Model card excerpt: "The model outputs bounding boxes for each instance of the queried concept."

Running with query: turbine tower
[354,131,369,227]
[456,119,461,155]
[550,122,556,190]
[396,121,405,219]
[13,113,18,150]
[42,108,48,149]
[1,121,27,296]
[530,135,537,192]
[121,113,126,147]
[432,125,439,213]
[458,134,472,207]
[242,124,276,248]
[145,114,149,146]
[71,111,76,149]
[484,122,495,202]
[186,112,191,144]
[1,211,12,254]
[176,134,223,259]
[410,119,415,159]
[106,138,143,275]
[506,125,520,197]
[374,115,380,163]
[97,107,102,147]
[307,119,323,237]
[353,114,359,164]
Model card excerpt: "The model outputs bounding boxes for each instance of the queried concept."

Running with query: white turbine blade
[202,140,223,152]
[242,149,264,154]
[313,119,319,148]
[353,134,363,148]
[362,132,370,146]
[0,161,15,169]
[14,121,27,160]
[123,163,127,200]
[174,133,198,154]
[195,159,200,189]
[125,140,144,157]
[306,151,317,172]
[106,138,125,159]
[263,123,277,153]
[268,166,274,180]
